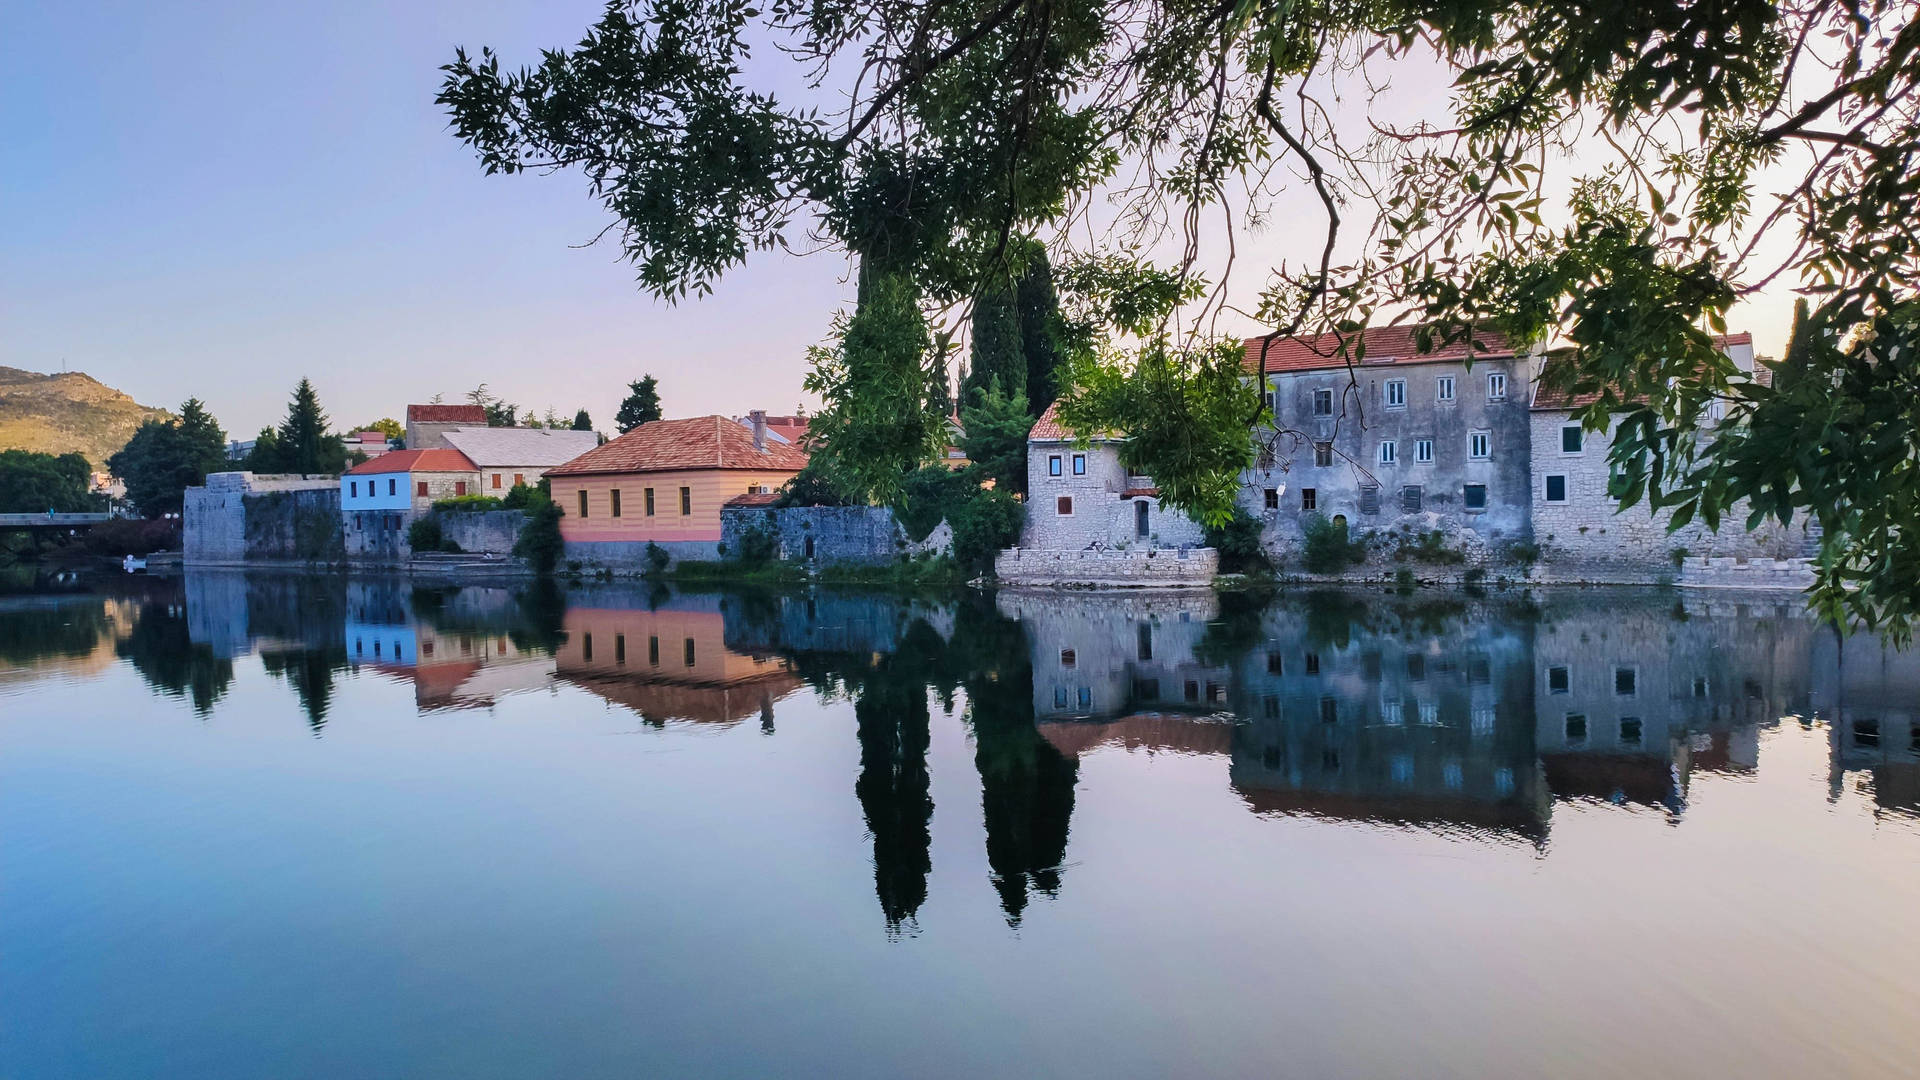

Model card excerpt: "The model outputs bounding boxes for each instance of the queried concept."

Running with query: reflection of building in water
[998,590,1229,721]
[1532,594,1813,811]
[557,593,801,727]
[1225,597,1549,840]
[1814,629,1920,817]
[343,581,554,711]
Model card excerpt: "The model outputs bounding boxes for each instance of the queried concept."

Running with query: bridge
[0,512,117,531]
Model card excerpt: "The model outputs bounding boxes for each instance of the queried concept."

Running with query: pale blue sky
[1,0,854,436]
[2,2,1794,438]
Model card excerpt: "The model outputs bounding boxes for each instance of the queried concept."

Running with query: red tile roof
[547,415,810,477]
[1029,400,1121,442]
[1243,325,1516,376]
[344,448,477,475]
[1531,332,1756,411]
[723,492,782,508]
[406,404,487,423]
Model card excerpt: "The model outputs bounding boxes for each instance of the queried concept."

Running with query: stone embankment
[994,546,1218,588]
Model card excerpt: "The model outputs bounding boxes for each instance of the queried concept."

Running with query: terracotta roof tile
[1531,332,1755,411]
[407,404,488,423]
[723,492,782,508]
[1243,324,1515,376]
[1029,400,1120,442]
[344,448,477,475]
[547,415,810,477]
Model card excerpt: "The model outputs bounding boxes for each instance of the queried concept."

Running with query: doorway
[1135,500,1150,538]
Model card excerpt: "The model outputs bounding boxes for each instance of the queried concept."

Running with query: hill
[0,367,175,469]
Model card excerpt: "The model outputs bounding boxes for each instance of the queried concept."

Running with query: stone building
[404,403,488,450]
[1020,401,1205,551]
[1239,326,1534,560]
[441,426,601,495]
[997,590,1227,722]
[183,471,341,565]
[339,447,481,560]
[1813,629,1920,816]
[1527,333,1818,577]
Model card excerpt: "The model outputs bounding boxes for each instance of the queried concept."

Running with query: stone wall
[440,510,525,555]
[1023,440,1206,551]
[1528,411,1818,577]
[185,473,340,565]
[995,545,1218,587]
[718,505,947,566]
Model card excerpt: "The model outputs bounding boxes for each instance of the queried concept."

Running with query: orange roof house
[1241,325,1518,376]
[546,415,809,550]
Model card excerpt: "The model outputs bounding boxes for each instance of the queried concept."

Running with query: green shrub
[1669,546,1690,568]
[501,483,538,510]
[1203,508,1269,573]
[644,541,670,575]
[1301,514,1366,574]
[1403,529,1466,565]
[1393,566,1417,591]
[1503,538,1543,569]
[733,522,779,564]
[432,494,504,513]
[950,487,1024,574]
[512,497,563,574]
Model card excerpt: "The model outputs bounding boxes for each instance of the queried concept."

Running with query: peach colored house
[545,414,809,566]
[554,600,803,726]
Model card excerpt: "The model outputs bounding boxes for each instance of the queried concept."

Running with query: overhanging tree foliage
[442,0,1920,631]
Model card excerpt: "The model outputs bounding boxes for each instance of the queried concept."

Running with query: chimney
[750,409,767,451]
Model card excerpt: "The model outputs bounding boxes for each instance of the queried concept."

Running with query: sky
[1,1,1799,439]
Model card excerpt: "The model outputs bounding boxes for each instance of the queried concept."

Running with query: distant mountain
[0,366,175,469]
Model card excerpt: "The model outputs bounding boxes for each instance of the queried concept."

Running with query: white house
[1021,402,1205,550]
[340,447,481,559]
[441,426,601,494]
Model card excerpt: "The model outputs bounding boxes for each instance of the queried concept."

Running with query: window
[1414,439,1433,464]
[614,634,626,665]
[1054,687,1068,708]
[1056,496,1073,516]
[1545,475,1568,503]
[684,637,696,667]
[1487,372,1507,400]
[1407,654,1425,681]
[1359,486,1381,514]
[1853,718,1880,747]
[582,633,593,662]
[1314,442,1333,467]
[1262,390,1276,413]
[1300,488,1317,511]
[1378,441,1397,465]
[1615,667,1637,696]
[1436,375,1455,402]
[1565,714,1588,742]
[1402,485,1423,513]
[1267,652,1284,675]
[1548,665,1569,694]
[388,478,396,496]
[1060,649,1076,668]
[349,481,357,497]
[454,481,467,496]
[1319,696,1338,723]
[1463,484,1487,510]
[1136,622,1153,661]
[1071,453,1086,475]
[648,635,659,666]
[1469,430,1491,459]
[1384,378,1406,408]
[1561,425,1584,454]
[1305,652,1320,674]
[1619,717,1643,745]
[610,489,622,517]
[1693,677,1709,698]
[492,473,502,489]
[644,488,655,516]
[1184,680,1200,703]
[1048,454,1063,476]
[577,490,589,517]
[1312,388,1334,416]
[1077,687,1092,710]
[1264,488,1279,509]
[679,487,691,515]
[514,474,525,487]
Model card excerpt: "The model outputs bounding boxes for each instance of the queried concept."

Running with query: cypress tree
[964,285,1022,406]
[1015,248,1062,416]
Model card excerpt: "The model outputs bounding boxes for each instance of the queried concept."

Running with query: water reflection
[10,571,1920,935]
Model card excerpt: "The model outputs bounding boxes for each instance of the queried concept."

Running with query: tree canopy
[107,398,228,518]
[442,0,1920,632]
[0,450,97,515]
[615,375,663,432]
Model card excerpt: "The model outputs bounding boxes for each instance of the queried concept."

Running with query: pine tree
[276,379,346,475]
[615,375,662,432]
[959,377,1031,495]
[176,398,229,479]
[243,427,283,473]
[572,409,594,431]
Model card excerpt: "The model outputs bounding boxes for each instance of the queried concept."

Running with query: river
[2,571,1916,1078]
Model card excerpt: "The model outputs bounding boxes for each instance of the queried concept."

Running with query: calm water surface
[2,572,1917,1078]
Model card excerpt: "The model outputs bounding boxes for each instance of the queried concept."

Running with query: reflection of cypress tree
[116,603,234,715]
[854,655,934,937]
[261,648,346,733]
[956,597,1077,926]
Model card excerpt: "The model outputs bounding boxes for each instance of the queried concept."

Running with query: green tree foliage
[774,462,857,507]
[1203,508,1269,574]
[964,285,1023,407]
[270,379,347,475]
[571,408,594,431]
[176,399,228,477]
[513,488,565,575]
[1301,514,1367,575]
[1016,248,1062,414]
[950,487,1024,574]
[241,427,282,473]
[440,0,1920,631]
[106,398,227,518]
[359,417,404,441]
[467,383,519,428]
[615,375,662,433]
[803,271,948,506]
[0,450,96,514]
[958,377,1030,495]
